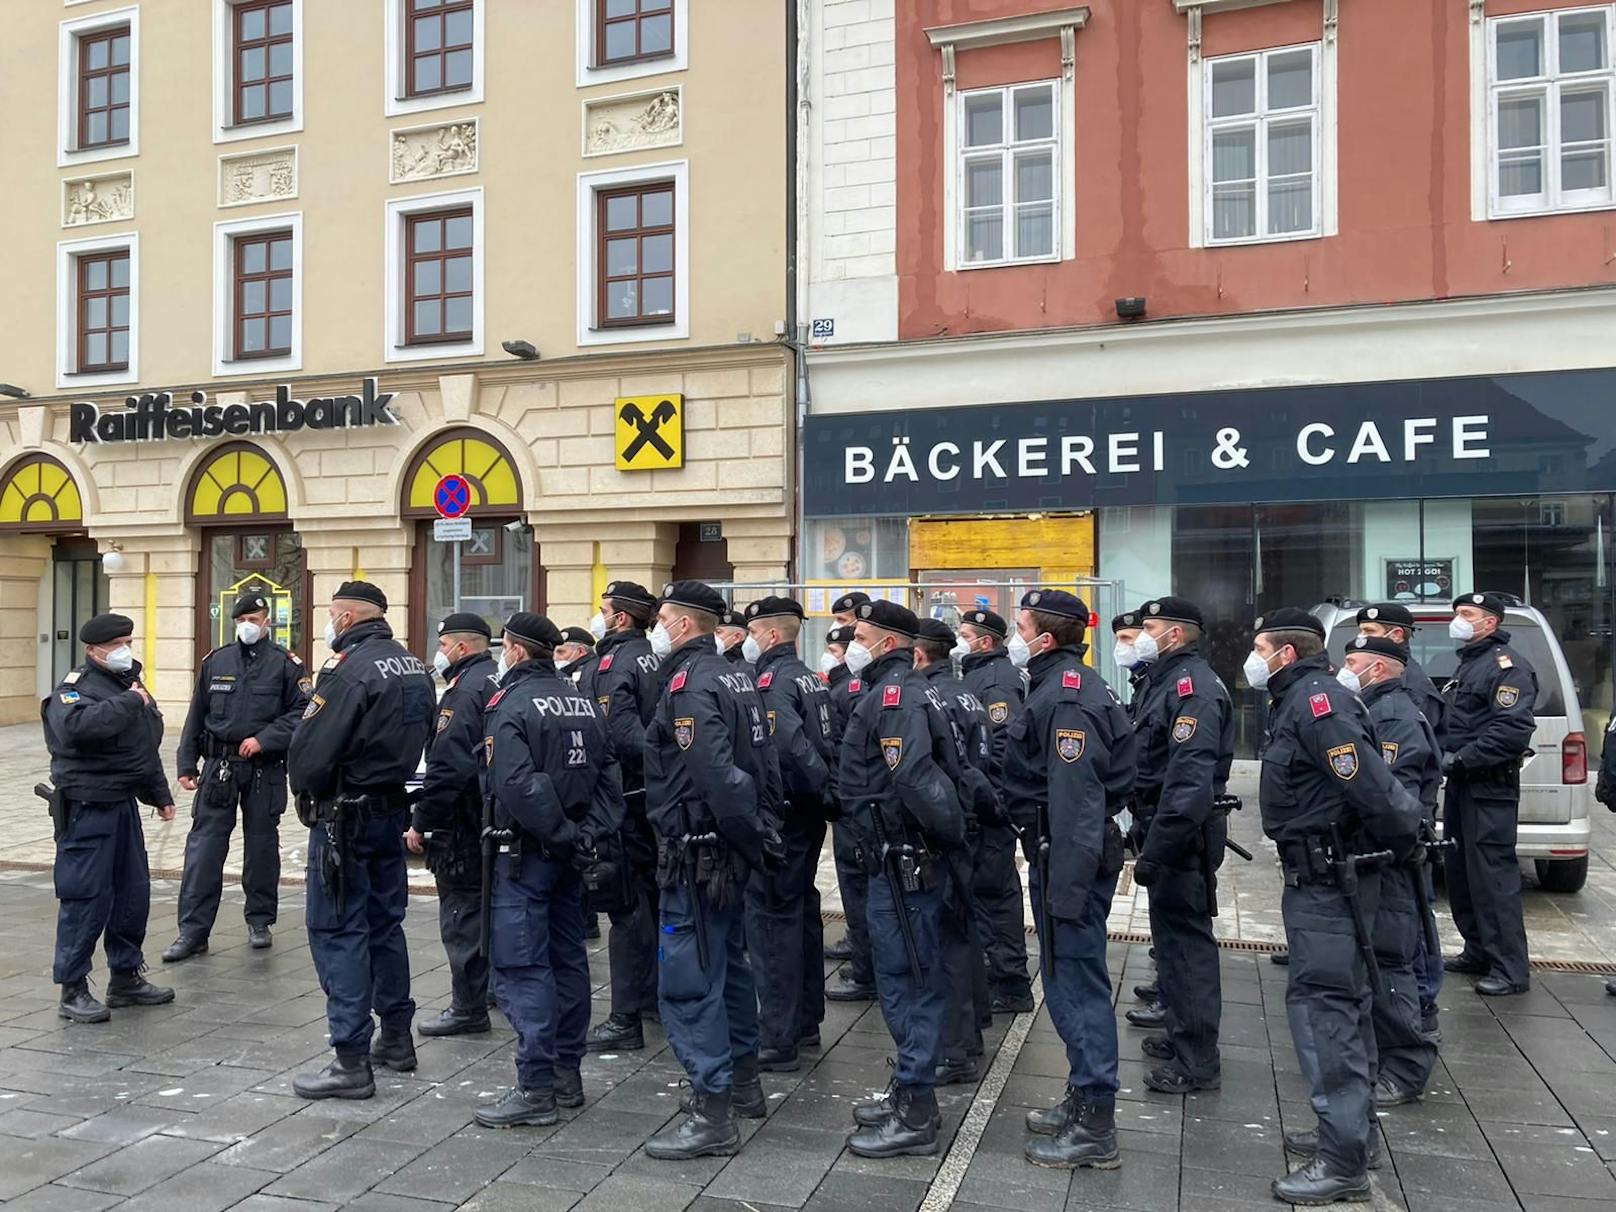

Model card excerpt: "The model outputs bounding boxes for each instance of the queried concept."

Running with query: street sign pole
[433,474,475,615]
[453,540,461,613]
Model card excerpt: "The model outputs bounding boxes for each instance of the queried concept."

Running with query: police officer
[742,596,834,1072]
[840,601,966,1158]
[957,608,1033,1013]
[44,614,177,1023]
[820,624,850,682]
[404,613,499,1037]
[1111,610,1151,708]
[1356,603,1446,746]
[1126,597,1235,1096]
[716,609,751,670]
[1441,591,1537,997]
[288,582,435,1100]
[1338,635,1441,1104]
[475,613,627,1127]
[1248,608,1423,1204]
[1005,591,1134,1170]
[643,581,783,1160]
[166,593,310,961]
[577,580,663,1051]
[555,626,595,679]
[826,593,879,1003]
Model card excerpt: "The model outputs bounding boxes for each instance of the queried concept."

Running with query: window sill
[214,114,303,146]
[214,351,300,378]
[953,253,1063,272]
[578,320,688,346]
[387,84,484,119]
[1205,230,1325,248]
[1488,199,1616,221]
[59,142,137,170]
[386,337,483,363]
[578,50,687,89]
[57,365,137,390]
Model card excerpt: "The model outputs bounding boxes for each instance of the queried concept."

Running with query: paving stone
[57,1103,192,1145]
[529,1107,670,1165]
[571,1173,701,1211]
[114,1158,276,1211]
[700,1123,844,1206]
[0,1107,86,1137]
[262,1135,423,1203]
[1486,1136,1616,1199]
[371,1128,532,1203]
[214,1113,359,1172]
[58,1134,226,1196]
[498,1155,612,1192]
[232,1197,342,1212]
[799,1169,929,1212]
[1390,1149,1518,1202]
[459,1183,583,1212]
[158,1090,304,1143]
[0,1183,126,1212]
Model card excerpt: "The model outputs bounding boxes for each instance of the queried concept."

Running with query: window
[77,250,130,373]
[955,83,1059,266]
[406,0,474,97]
[60,7,139,165]
[78,26,131,150]
[597,0,674,66]
[234,230,293,358]
[1204,45,1320,244]
[405,209,475,344]
[233,1,294,125]
[597,183,675,326]
[1488,6,1616,215]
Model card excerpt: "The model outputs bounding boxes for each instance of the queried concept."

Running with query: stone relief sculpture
[585,90,681,155]
[64,176,134,226]
[220,150,297,206]
[391,122,479,182]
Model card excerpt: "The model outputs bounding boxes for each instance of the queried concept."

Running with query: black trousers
[745,813,827,1051]
[831,822,872,984]
[177,757,284,937]
[941,843,990,1065]
[1444,776,1530,988]
[434,873,489,1013]
[1148,859,1222,1080]
[606,811,659,1017]
[1372,865,1439,1093]
[973,823,1031,996]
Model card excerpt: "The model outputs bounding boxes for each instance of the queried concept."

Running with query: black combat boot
[1443,951,1487,975]
[293,1053,375,1100]
[1132,983,1159,1001]
[731,1053,767,1118]
[935,1055,980,1086]
[1025,1084,1081,1136]
[58,979,110,1023]
[555,1066,585,1109]
[1284,1125,1382,1170]
[585,1012,644,1051]
[371,1029,417,1072]
[247,924,272,949]
[855,1069,942,1130]
[758,1044,800,1072]
[417,1006,491,1037]
[1271,1157,1371,1204]
[646,1088,740,1159]
[161,935,208,963]
[1124,1000,1167,1028]
[1025,1100,1120,1169]
[104,970,174,1008]
[824,971,877,1001]
[1144,1064,1220,1094]
[847,1084,940,1158]
[1140,1035,1175,1060]
[475,1086,558,1128]
[991,986,1034,1014]
[824,937,853,961]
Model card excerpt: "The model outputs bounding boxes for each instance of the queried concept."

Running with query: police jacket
[412,650,498,837]
[1403,657,1448,750]
[1257,654,1422,856]
[1598,717,1616,806]
[1125,664,1151,722]
[43,660,173,807]
[1442,632,1537,773]
[723,644,755,679]
[644,637,779,868]
[1001,646,1135,916]
[1133,649,1235,868]
[919,660,999,825]
[837,649,967,853]
[827,661,857,741]
[288,619,435,802]
[755,642,834,814]
[177,636,310,776]
[1361,677,1440,818]
[575,629,660,791]
[483,658,625,852]
[962,649,1025,779]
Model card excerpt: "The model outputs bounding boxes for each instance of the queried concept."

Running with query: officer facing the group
[1249,608,1423,1205]
[475,613,626,1128]
[44,614,177,1023]
[826,593,879,1003]
[167,593,310,961]
[405,613,499,1037]
[577,580,663,1051]
[1356,603,1446,745]
[742,596,834,1073]
[643,581,782,1160]
[1441,591,1538,997]
[1338,635,1442,1105]
[839,600,966,1158]
[1005,591,1134,1171]
[554,627,595,679]
[956,608,1033,1014]
[288,581,435,1101]
[1127,597,1235,1096]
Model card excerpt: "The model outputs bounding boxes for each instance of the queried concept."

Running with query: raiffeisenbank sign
[69,377,398,444]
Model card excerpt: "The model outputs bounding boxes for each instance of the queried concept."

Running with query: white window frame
[58,6,140,168]
[384,0,485,118]
[576,159,690,346]
[575,0,687,89]
[212,211,303,378]
[1480,4,1616,219]
[384,186,484,363]
[212,0,305,145]
[56,231,138,390]
[948,80,1067,270]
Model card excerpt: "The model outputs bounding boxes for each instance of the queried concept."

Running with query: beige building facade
[0,0,795,722]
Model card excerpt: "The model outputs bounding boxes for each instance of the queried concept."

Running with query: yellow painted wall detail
[407,435,520,511]
[0,457,83,526]
[191,447,287,519]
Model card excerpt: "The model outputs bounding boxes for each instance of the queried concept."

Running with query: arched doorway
[186,442,310,663]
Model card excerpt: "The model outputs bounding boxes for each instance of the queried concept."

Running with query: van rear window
[1327,620,1564,715]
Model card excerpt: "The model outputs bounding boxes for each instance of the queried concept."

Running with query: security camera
[504,519,528,534]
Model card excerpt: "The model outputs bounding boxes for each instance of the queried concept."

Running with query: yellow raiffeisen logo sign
[615,394,683,471]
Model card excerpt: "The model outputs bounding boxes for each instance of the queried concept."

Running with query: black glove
[1441,752,1462,776]
[1132,857,1160,887]
[570,829,598,872]
[761,828,788,872]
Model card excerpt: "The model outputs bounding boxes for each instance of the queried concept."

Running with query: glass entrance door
[200,528,308,661]
[51,538,107,682]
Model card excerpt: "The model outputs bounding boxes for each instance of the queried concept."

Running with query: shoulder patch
[296,676,313,695]
[1309,692,1333,719]
[1497,652,1513,669]
[1056,728,1086,762]
[674,716,695,750]
[848,678,863,694]
[1062,670,1081,690]
[988,700,1009,724]
[320,651,348,673]
[758,671,774,689]
[1176,675,1194,698]
[669,669,689,693]
[766,709,777,735]
[1381,741,1399,764]
[882,684,902,708]
[436,708,454,734]
[1327,742,1359,780]
[288,652,304,666]
[302,693,325,720]
[599,653,614,672]
[1496,685,1520,708]
[447,674,461,690]
[1171,716,1197,743]
[59,691,80,704]
[881,737,903,769]
[63,671,81,684]
[486,688,508,710]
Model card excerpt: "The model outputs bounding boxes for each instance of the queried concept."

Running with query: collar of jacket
[1141,646,1196,685]
[80,658,142,690]
[1458,630,1512,663]
[1268,651,1330,697]
[333,617,392,652]
[597,628,647,657]
[866,647,914,682]
[1358,676,1404,707]
[961,648,1010,675]
[449,649,496,680]
[758,641,800,675]
[499,657,552,687]
[918,659,954,683]
[1027,643,1085,681]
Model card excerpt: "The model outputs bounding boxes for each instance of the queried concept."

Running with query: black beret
[856,599,919,638]
[826,625,854,645]
[1020,589,1090,622]
[959,609,1007,638]
[1357,602,1415,628]
[80,612,134,645]
[603,580,657,609]
[1253,608,1326,639]
[832,591,871,614]
[1111,611,1141,634]
[745,596,805,623]
[1141,596,1203,628]
[335,580,387,611]
[916,618,955,646]
[1453,591,1508,620]
[1345,634,1410,663]
[438,611,491,639]
[503,612,563,649]
[718,609,748,631]
[560,626,596,649]
[660,579,726,617]
[232,593,270,619]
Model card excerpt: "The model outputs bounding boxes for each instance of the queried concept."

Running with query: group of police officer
[42,572,1546,1201]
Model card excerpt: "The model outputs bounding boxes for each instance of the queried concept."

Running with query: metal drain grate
[1531,958,1616,975]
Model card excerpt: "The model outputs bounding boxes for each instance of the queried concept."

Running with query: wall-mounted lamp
[102,544,125,573]
[501,339,540,360]
[0,384,32,399]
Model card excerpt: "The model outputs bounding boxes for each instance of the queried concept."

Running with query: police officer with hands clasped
[825,594,880,1003]
[405,612,499,1037]
[44,613,177,1023]
[288,581,435,1100]
[475,612,627,1128]
[1248,608,1424,1205]
[166,592,310,962]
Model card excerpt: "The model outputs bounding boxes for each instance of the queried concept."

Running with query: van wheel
[1535,856,1589,894]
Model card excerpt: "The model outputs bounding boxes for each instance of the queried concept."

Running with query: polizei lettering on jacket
[69,377,398,445]
[373,653,429,679]
[531,694,600,719]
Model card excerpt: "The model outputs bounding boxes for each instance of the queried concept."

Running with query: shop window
[187,443,289,522]
[1203,45,1322,244]
[213,0,302,143]
[78,25,132,150]
[804,517,910,583]
[0,455,84,532]
[956,81,1061,266]
[202,531,306,656]
[386,188,482,361]
[597,182,676,327]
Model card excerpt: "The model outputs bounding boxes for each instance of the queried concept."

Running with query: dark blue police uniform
[825,649,877,1000]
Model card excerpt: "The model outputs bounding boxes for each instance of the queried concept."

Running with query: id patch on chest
[1327,743,1359,780]
[1056,728,1086,763]
[1171,716,1197,743]
[1496,685,1520,708]
[674,717,695,750]
[988,701,1009,724]
[881,737,903,769]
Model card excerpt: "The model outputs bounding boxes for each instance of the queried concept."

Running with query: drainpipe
[789,0,812,587]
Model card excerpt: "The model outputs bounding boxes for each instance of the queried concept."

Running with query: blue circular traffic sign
[434,474,472,519]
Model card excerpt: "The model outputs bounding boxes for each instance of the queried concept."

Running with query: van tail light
[1563,732,1587,785]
